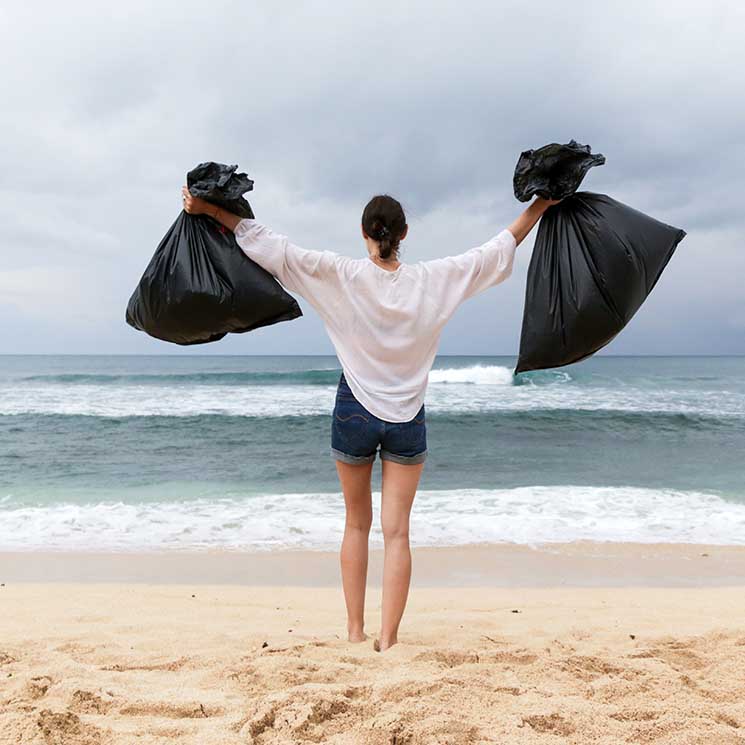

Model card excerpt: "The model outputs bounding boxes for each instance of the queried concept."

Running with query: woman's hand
[181,185,215,216]
[180,184,242,233]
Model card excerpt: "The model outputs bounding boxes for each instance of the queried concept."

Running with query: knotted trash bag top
[125,162,302,345]
[514,142,686,374]
[513,139,606,202]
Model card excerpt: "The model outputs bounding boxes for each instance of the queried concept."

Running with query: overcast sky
[1,0,743,356]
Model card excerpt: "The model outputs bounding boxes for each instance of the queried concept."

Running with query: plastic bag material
[515,191,686,374]
[513,139,606,202]
[125,162,302,345]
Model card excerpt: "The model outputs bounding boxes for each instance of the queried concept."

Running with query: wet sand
[3,541,745,586]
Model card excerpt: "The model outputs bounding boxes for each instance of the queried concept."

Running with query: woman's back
[233,218,517,422]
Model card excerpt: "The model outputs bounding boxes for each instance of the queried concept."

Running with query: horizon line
[1,353,744,358]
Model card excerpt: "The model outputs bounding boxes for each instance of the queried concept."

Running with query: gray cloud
[1,0,743,355]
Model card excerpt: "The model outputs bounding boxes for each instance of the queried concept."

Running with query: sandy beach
[2,543,745,744]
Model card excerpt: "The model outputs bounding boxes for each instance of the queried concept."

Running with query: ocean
[1,354,744,552]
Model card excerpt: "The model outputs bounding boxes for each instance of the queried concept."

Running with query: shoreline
[3,541,745,586]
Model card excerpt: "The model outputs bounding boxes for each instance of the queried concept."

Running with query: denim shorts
[330,372,427,465]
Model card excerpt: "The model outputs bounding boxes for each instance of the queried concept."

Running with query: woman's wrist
[530,198,551,215]
[192,197,218,218]
[209,205,243,234]
[509,200,550,245]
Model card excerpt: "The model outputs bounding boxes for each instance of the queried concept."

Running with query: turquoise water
[1,354,744,550]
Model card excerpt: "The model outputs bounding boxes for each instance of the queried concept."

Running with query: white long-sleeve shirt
[233,218,517,422]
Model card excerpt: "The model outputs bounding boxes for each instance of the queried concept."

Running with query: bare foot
[374,636,397,652]
[348,630,367,643]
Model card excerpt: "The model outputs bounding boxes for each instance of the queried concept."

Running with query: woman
[181,185,561,651]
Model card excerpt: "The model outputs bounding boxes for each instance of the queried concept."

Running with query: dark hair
[361,194,407,261]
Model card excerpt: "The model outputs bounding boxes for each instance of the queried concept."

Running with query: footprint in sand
[69,690,116,715]
[521,712,576,736]
[36,709,103,745]
[411,649,479,667]
[378,680,442,702]
[118,701,221,719]
[558,654,633,682]
[487,649,538,666]
[610,708,661,722]
[630,641,707,671]
[100,656,190,672]
[24,675,53,700]
[589,679,653,704]
[235,688,358,739]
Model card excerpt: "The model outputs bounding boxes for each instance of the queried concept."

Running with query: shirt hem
[342,373,426,424]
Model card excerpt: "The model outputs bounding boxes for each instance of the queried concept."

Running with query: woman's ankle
[378,631,397,649]
[348,629,367,642]
[374,633,398,652]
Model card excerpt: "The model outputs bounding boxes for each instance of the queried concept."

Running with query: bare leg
[377,459,424,651]
[335,459,374,642]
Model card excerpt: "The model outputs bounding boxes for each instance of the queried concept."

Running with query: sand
[2,544,745,744]
[4,542,745,586]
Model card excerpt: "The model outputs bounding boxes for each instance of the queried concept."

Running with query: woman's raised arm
[508,196,562,245]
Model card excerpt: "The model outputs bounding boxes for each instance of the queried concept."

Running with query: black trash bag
[513,139,606,202]
[126,162,302,345]
[515,191,686,374]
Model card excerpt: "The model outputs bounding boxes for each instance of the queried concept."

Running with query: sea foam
[1,485,743,552]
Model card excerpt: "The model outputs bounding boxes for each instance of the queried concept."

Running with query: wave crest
[429,365,515,385]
